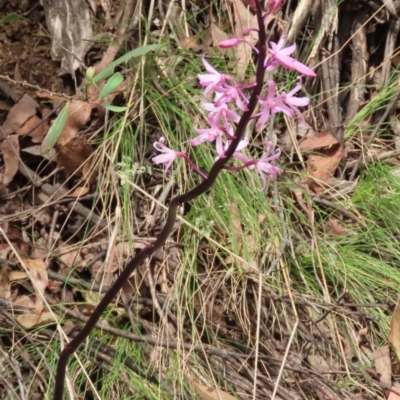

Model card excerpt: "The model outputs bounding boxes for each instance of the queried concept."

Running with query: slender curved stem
[53,2,266,398]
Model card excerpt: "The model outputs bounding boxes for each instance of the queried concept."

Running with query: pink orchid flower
[281,80,310,122]
[198,56,237,99]
[191,114,224,146]
[202,97,241,125]
[215,136,250,161]
[254,80,288,126]
[265,36,316,77]
[235,141,281,190]
[152,137,184,179]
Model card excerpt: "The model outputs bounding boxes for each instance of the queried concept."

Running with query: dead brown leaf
[23,258,48,314]
[232,0,259,80]
[180,37,202,52]
[388,387,400,400]
[389,296,400,359]
[300,132,344,192]
[17,312,53,328]
[59,249,83,268]
[192,380,237,400]
[2,94,39,135]
[66,186,89,198]
[57,100,95,146]
[15,114,49,143]
[307,354,331,380]
[325,218,347,237]
[2,135,20,186]
[373,346,392,389]
[56,136,93,176]
[211,23,230,54]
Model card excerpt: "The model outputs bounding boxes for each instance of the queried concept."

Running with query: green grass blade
[93,44,162,83]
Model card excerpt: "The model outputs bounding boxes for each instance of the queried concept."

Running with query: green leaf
[0,13,22,25]
[93,44,162,83]
[41,102,70,154]
[103,104,129,112]
[99,72,124,101]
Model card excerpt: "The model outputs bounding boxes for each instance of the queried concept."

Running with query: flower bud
[218,38,240,48]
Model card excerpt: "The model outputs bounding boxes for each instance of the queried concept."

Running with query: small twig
[0,74,71,99]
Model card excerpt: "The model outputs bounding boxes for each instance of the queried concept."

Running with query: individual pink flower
[202,98,241,125]
[235,141,281,190]
[215,136,250,160]
[281,80,310,122]
[254,80,288,126]
[214,84,249,111]
[152,137,184,178]
[265,36,316,77]
[198,56,237,99]
[191,114,224,146]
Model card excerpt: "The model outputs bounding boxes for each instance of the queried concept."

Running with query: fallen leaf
[325,218,347,237]
[373,346,392,388]
[8,271,28,281]
[2,94,39,135]
[389,296,400,359]
[66,186,89,197]
[388,387,400,400]
[192,380,237,400]
[16,114,49,143]
[211,23,230,54]
[17,312,53,328]
[56,136,93,176]
[59,249,83,268]
[180,37,202,51]
[300,132,339,150]
[22,145,57,162]
[14,294,36,309]
[23,259,48,314]
[2,135,20,186]
[307,354,331,377]
[231,0,259,79]
[57,100,95,146]
[299,132,344,193]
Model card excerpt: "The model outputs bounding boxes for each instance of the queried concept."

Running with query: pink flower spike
[267,36,316,77]
[152,137,183,179]
[219,38,240,48]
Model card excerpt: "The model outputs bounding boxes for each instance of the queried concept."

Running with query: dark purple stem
[52,2,266,399]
